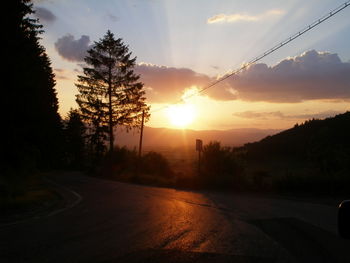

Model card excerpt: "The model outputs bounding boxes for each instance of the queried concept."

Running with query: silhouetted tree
[201,141,243,187]
[141,151,173,178]
[3,0,62,175]
[76,30,150,154]
[64,109,86,168]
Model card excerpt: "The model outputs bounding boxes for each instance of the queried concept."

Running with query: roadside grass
[88,145,349,198]
[93,147,178,188]
[0,173,59,217]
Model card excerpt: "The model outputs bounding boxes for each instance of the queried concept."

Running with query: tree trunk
[108,66,114,153]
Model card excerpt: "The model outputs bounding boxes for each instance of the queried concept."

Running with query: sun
[166,104,196,128]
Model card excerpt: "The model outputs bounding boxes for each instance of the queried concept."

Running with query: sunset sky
[33,0,350,130]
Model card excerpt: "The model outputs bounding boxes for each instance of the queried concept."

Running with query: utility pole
[138,110,145,158]
[136,110,145,177]
[196,139,203,176]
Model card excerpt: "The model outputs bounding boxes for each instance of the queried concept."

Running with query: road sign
[196,139,202,152]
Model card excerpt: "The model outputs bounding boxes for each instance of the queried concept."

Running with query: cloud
[53,68,68,80]
[53,68,77,80]
[135,63,209,102]
[233,110,342,120]
[34,7,56,23]
[33,0,54,3]
[108,13,119,22]
[233,111,284,120]
[226,50,350,102]
[207,9,284,24]
[135,63,236,103]
[55,34,93,62]
[136,50,349,103]
[52,42,349,104]
[207,13,258,24]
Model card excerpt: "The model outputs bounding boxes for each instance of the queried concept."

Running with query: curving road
[1,172,349,262]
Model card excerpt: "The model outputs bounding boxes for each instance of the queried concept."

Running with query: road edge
[0,176,82,228]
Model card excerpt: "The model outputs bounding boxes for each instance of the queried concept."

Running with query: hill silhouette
[92,112,350,194]
[241,111,350,162]
[114,126,281,149]
[235,111,350,193]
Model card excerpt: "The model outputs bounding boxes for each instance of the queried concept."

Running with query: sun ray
[166,104,196,128]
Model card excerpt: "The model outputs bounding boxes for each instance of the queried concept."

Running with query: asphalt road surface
[1,172,349,263]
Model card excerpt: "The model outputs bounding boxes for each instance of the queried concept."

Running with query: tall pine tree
[76,31,150,154]
[4,0,63,174]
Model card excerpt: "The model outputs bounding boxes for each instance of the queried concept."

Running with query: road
[1,172,349,263]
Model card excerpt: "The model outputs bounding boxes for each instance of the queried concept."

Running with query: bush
[141,151,174,178]
[200,141,245,188]
[97,146,138,177]
[95,148,175,187]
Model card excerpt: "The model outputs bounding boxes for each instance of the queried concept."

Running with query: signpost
[196,139,203,175]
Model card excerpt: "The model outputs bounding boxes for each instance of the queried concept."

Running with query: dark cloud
[134,50,349,103]
[233,110,342,120]
[135,64,209,102]
[34,7,56,23]
[226,50,350,102]
[55,34,93,62]
[53,68,70,80]
[135,63,236,103]
[108,13,119,22]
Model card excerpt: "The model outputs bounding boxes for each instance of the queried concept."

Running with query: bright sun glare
[166,104,196,128]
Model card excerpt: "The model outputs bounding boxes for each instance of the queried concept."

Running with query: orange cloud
[233,110,343,120]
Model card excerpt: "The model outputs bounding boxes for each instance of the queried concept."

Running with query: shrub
[200,141,245,188]
[141,151,173,178]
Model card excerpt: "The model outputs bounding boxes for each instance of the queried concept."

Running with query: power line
[149,1,350,114]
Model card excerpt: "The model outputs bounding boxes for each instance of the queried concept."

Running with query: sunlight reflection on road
[130,186,289,261]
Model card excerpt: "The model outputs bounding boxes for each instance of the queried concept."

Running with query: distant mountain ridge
[234,111,350,193]
[114,126,281,149]
[239,111,350,163]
